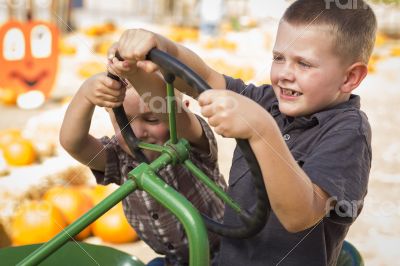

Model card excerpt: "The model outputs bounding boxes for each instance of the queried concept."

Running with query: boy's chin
[125,149,158,161]
[279,104,315,118]
[143,150,159,161]
[278,104,302,118]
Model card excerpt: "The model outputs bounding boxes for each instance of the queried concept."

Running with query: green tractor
[0,49,364,266]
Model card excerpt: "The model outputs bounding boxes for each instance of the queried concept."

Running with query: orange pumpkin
[0,20,59,99]
[88,184,118,204]
[0,128,22,150]
[11,200,67,246]
[43,186,94,240]
[2,137,37,166]
[92,203,138,244]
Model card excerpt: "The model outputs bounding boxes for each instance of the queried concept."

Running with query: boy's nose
[132,124,148,139]
[279,63,295,81]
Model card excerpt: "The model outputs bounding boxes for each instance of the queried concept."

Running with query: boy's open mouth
[281,87,303,97]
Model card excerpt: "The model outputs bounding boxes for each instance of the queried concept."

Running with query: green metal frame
[16,80,240,266]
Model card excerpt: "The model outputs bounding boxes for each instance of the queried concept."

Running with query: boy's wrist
[78,84,96,107]
[248,112,275,143]
[160,33,178,56]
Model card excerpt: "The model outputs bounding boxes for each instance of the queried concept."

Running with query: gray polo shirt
[218,76,371,266]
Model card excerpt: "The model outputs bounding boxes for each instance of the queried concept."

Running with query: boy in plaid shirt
[60,73,226,265]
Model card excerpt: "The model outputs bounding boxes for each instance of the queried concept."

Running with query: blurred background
[0,0,399,264]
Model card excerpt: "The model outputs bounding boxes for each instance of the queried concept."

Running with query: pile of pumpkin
[0,129,138,246]
[0,128,57,177]
[10,184,138,246]
[0,129,38,169]
[167,26,199,43]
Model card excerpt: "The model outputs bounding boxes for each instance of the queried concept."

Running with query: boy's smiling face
[270,20,350,117]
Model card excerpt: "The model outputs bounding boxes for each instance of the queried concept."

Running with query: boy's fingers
[106,63,121,77]
[116,88,126,101]
[97,79,124,97]
[207,114,221,128]
[127,32,156,61]
[110,58,135,74]
[120,85,127,94]
[97,90,125,106]
[104,86,125,98]
[107,78,123,90]
[94,97,122,108]
[118,29,159,59]
[200,104,214,118]
[130,38,149,61]
[106,64,129,86]
[214,125,228,138]
[107,42,119,60]
[111,57,127,70]
[102,75,122,90]
[100,94,120,102]
[137,61,159,73]
[198,90,214,106]
[104,101,123,108]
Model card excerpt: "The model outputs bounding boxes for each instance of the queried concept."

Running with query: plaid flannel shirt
[92,115,226,265]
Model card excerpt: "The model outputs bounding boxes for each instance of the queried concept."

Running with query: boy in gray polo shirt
[108,0,375,265]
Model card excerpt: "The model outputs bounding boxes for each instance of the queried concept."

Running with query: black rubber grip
[146,49,211,94]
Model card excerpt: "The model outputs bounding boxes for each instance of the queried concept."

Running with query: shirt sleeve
[91,136,123,185]
[302,130,371,224]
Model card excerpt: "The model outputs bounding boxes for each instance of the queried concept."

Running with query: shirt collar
[312,94,361,124]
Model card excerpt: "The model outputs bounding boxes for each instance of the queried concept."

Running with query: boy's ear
[340,62,368,93]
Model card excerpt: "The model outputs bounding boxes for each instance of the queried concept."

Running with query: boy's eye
[273,55,284,62]
[299,61,312,68]
[144,117,159,123]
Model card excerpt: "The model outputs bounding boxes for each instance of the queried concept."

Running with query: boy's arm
[60,73,124,171]
[199,90,331,233]
[248,119,331,232]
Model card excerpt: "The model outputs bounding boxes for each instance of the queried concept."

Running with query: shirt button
[167,243,174,250]
[283,134,291,141]
[152,213,159,220]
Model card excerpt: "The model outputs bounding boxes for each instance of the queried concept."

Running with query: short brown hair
[283,0,377,64]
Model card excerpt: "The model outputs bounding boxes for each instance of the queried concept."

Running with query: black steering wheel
[107,48,270,239]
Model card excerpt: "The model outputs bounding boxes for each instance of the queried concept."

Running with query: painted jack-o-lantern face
[0,20,59,98]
